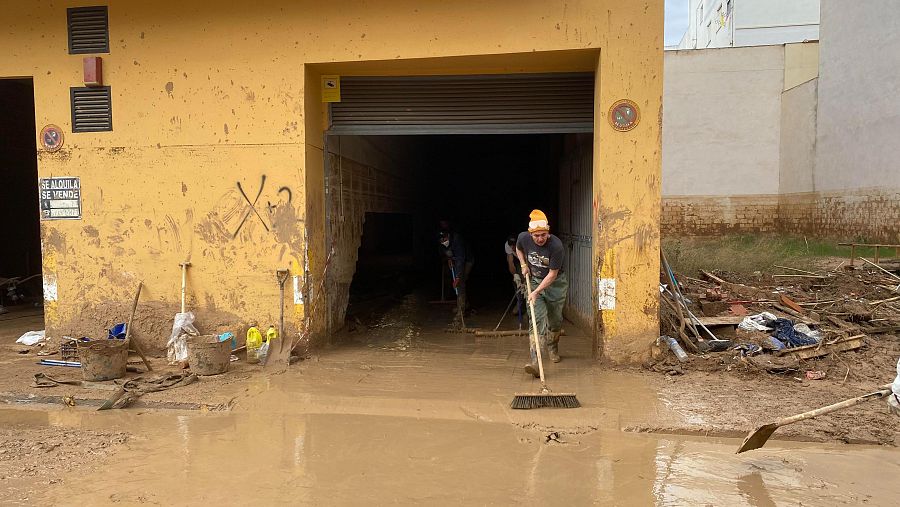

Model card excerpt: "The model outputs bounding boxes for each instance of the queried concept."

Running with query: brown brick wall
[779,189,900,242]
[662,195,780,236]
[662,188,900,241]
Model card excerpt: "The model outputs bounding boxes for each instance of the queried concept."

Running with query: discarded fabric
[765,336,786,351]
[805,370,826,380]
[771,318,818,348]
[734,343,762,357]
[99,373,198,410]
[16,330,46,346]
[737,312,778,332]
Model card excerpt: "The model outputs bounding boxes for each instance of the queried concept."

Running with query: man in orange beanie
[515,209,568,376]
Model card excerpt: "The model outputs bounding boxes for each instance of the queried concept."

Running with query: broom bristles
[510,393,580,409]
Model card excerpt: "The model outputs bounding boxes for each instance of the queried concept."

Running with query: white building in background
[677,0,820,49]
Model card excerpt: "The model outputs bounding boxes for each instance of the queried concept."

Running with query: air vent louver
[70,86,112,132]
[67,6,109,54]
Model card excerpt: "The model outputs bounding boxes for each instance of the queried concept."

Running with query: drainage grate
[67,6,109,54]
[70,86,113,132]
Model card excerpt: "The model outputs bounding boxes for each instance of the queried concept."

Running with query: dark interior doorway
[0,78,43,315]
[343,134,566,327]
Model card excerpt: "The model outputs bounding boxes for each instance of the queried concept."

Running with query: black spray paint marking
[233,175,270,237]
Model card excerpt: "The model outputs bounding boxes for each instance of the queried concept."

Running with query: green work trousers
[527,272,568,360]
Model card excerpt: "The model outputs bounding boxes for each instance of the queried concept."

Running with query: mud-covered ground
[0,422,128,504]
[1,269,899,503]
[648,256,900,446]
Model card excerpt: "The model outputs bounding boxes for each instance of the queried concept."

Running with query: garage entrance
[0,78,44,341]
[322,73,595,346]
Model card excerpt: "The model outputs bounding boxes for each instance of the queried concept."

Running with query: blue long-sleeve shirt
[441,232,472,277]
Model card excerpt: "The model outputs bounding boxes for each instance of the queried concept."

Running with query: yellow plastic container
[246,326,263,364]
[266,325,278,342]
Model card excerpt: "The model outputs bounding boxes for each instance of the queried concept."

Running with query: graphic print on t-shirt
[527,251,550,269]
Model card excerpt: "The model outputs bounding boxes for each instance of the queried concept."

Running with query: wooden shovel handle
[777,384,893,427]
[525,274,546,386]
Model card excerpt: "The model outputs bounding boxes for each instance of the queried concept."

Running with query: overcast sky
[665,0,689,46]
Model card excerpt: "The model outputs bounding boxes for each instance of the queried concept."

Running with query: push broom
[510,273,580,409]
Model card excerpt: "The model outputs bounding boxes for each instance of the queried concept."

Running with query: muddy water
[1,373,897,506]
[4,296,900,505]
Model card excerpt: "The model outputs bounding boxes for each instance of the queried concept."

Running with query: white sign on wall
[39,177,81,220]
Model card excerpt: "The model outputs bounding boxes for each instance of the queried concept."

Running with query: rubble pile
[656,255,900,378]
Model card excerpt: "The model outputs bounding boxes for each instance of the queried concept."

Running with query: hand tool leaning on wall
[124,281,153,371]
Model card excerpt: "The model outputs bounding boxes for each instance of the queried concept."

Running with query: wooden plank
[774,265,822,276]
[771,304,820,325]
[775,335,863,360]
[825,315,854,330]
[838,242,900,248]
[773,274,826,279]
[695,316,745,326]
[861,325,900,335]
[780,295,806,315]
[700,270,727,285]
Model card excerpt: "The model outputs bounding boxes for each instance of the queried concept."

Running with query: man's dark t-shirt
[516,232,566,279]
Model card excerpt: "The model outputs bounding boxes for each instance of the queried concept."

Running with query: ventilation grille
[67,6,109,54]
[70,87,113,132]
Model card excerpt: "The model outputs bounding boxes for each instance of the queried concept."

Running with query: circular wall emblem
[608,99,640,132]
[40,124,64,152]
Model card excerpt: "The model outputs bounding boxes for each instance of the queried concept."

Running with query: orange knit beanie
[528,209,550,232]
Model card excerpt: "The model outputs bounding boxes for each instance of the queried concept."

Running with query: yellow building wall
[1,0,662,362]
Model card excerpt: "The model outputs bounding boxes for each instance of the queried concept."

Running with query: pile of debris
[657,252,900,377]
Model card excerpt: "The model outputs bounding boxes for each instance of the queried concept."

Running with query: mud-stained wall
[324,136,420,337]
[779,190,900,242]
[662,196,780,236]
[3,0,664,361]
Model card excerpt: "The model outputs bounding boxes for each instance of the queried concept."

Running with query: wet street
[2,297,900,505]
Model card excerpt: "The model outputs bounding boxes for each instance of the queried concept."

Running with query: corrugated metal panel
[67,6,110,54]
[70,87,112,132]
[329,73,594,135]
[558,134,593,327]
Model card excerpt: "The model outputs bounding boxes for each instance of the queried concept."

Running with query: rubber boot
[524,348,540,378]
[547,331,561,363]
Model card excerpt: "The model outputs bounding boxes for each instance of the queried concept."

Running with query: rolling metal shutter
[558,134,594,330]
[329,73,594,135]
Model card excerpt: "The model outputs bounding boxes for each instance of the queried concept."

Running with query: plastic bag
[792,323,822,341]
[16,330,46,346]
[257,341,270,365]
[167,312,199,364]
[737,312,778,332]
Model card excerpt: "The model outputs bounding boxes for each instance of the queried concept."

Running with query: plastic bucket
[187,335,230,375]
[77,338,129,381]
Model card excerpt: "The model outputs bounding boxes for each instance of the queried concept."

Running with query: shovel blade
[736,423,778,454]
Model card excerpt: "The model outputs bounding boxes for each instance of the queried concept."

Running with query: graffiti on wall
[233,175,271,237]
